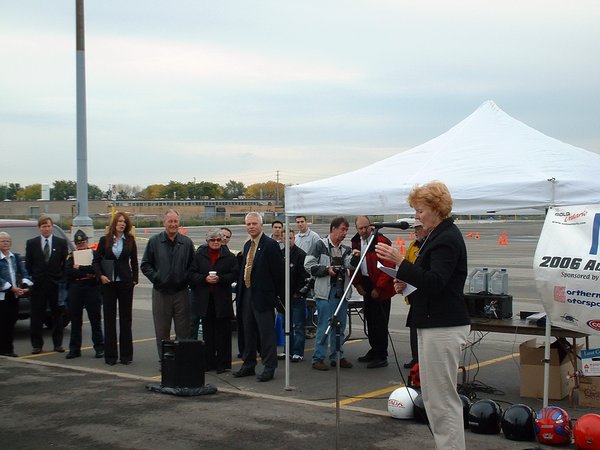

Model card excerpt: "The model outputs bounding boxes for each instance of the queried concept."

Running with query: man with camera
[294,215,320,340]
[304,217,357,371]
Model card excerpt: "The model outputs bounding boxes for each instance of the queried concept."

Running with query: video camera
[298,277,315,296]
[331,256,346,299]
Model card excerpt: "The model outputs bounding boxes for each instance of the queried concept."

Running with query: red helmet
[534,406,572,445]
[407,362,420,388]
[573,413,600,449]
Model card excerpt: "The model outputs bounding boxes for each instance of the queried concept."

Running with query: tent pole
[284,215,292,390]
[541,194,555,408]
[542,316,551,407]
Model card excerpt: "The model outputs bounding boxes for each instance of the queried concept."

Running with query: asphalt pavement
[2,220,599,449]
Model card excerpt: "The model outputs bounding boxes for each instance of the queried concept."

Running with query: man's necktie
[43,238,50,263]
[244,240,257,288]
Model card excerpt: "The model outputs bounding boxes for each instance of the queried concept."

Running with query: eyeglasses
[209,238,222,242]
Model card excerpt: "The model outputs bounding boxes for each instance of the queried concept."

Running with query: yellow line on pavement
[20,351,62,359]
[338,352,519,406]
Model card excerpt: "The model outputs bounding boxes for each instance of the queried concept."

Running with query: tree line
[1,180,286,202]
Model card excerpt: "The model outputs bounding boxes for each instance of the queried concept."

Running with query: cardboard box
[519,338,577,400]
[581,348,600,377]
[579,376,600,408]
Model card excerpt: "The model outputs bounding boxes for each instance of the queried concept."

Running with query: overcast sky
[1,1,599,191]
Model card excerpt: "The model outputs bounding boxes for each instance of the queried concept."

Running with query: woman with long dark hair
[93,211,138,365]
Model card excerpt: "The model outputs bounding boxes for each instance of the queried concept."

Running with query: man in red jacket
[351,216,396,368]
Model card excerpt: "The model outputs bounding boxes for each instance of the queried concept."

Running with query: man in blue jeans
[304,217,357,370]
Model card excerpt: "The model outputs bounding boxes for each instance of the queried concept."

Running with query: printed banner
[534,205,600,335]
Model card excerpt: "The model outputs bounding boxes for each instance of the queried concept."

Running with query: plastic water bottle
[275,313,285,346]
[197,320,203,341]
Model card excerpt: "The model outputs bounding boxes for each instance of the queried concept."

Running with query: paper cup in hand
[209,271,217,276]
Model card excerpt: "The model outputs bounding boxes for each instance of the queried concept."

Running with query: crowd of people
[1,181,470,449]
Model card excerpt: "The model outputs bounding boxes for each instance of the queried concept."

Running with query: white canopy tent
[285,100,600,216]
[282,100,600,405]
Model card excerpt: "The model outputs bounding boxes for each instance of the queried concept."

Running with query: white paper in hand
[376,261,417,296]
[73,249,93,266]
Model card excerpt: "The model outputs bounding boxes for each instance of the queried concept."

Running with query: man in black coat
[25,215,69,354]
[233,212,284,382]
[141,209,195,360]
[286,229,309,362]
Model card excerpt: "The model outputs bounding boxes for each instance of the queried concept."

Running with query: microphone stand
[321,230,378,450]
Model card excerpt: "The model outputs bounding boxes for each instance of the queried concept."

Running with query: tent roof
[285,101,600,215]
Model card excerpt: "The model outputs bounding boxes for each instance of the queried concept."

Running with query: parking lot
[2,220,599,449]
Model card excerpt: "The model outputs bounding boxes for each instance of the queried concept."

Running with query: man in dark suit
[233,212,284,382]
[25,215,69,354]
[350,216,396,368]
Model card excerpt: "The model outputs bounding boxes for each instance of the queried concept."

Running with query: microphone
[372,221,410,230]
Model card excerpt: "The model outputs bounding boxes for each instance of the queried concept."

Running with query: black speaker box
[161,339,205,388]
[464,293,513,319]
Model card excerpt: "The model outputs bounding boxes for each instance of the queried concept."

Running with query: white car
[0,219,74,327]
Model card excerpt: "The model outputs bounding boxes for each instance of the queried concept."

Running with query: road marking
[8,347,520,418]
[338,352,519,406]
[6,354,391,417]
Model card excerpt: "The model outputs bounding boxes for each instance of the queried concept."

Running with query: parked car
[0,219,75,327]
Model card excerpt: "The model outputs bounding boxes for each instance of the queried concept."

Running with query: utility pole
[73,0,94,240]
[276,170,280,206]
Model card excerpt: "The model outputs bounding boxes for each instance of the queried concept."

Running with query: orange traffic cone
[409,232,415,240]
[400,244,405,255]
[475,232,480,240]
[396,236,402,246]
[180,227,187,235]
[466,232,473,238]
[498,231,509,246]
[144,229,148,234]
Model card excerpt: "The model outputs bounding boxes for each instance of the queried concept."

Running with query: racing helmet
[534,406,572,445]
[388,387,418,419]
[573,413,600,449]
[501,404,536,441]
[412,393,428,424]
[459,394,472,429]
[407,362,421,388]
[468,399,503,434]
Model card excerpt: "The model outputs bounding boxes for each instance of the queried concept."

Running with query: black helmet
[501,404,536,441]
[459,394,472,429]
[468,399,503,434]
[413,393,428,424]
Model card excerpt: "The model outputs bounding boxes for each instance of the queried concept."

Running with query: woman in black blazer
[189,228,239,373]
[93,212,138,365]
[376,181,470,450]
